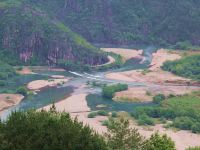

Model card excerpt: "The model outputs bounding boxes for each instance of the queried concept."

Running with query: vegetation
[16,86,28,96]
[187,147,200,150]
[0,109,177,150]
[162,55,200,80]
[102,83,128,99]
[106,118,175,150]
[0,110,107,150]
[132,92,200,133]
[87,112,98,118]
[0,61,16,80]
[0,1,108,68]
[27,0,200,46]
[153,94,166,104]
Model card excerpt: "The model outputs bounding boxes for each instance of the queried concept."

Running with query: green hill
[0,0,108,67]
[27,0,200,46]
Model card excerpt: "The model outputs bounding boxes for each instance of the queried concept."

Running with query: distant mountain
[0,0,108,66]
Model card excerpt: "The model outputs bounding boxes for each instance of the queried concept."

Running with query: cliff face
[0,1,108,66]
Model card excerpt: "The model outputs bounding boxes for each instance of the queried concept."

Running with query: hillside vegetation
[28,0,200,46]
[0,0,107,67]
[162,55,200,80]
[133,92,200,133]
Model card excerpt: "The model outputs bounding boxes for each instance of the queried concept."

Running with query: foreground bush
[0,110,107,150]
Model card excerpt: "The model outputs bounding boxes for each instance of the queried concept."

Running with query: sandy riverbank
[114,86,200,102]
[101,48,143,62]
[16,66,35,75]
[106,49,193,85]
[42,94,107,134]
[131,123,200,150]
[0,94,24,113]
[27,78,70,90]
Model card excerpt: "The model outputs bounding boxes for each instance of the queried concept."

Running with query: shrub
[97,110,109,116]
[87,112,98,118]
[138,114,155,126]
[173,117,194,130]
[16,86,28,96]
[191,123,200,133]
[153,94,166,104]
[102,120,109,126]
[111,112,118,118]
[0,80,6,86]
[187,147,200,150]
[102,83,128,99]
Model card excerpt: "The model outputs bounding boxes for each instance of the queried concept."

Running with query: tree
[0,110,108,150]
[145,132,176,150]
[105,118,146,150]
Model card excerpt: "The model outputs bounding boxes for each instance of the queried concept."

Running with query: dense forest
[0,0,200,67]
[162,55,200,80]
[28,0,200,46]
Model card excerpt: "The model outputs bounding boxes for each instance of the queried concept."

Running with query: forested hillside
[0,0,199,67]
[29,0,200,46]
[0,0,108,66]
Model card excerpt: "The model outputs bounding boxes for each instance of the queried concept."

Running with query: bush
[97,110,109,116]
[191,123,200,133]
[102,120,109,126]
[102,83,128,99]
[16,86,28,96]
[138,114,155,126]
[153,94,166,104]
[111,111,118,118]
[173,117,194,130]
[87,112,98,118]
[0,80,6,86]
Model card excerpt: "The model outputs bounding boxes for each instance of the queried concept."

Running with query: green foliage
[138,114,155,126]
[0,2,108,68]
[105,118,146,150]
[87,112,98,118]
[162,55,200,80]
[16,86,28,96]
[0,61,16,80]
[102,83,128,99]
[97,110,109,116]
[187,147,200,150]
[0,110,107,150]
[145,132,176,150]
[111,111,118,118]
[173,41,200,50]
[0,80,6,87]
[105,118,175,150]
[133,92,200,132]
[153,94,166,104]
